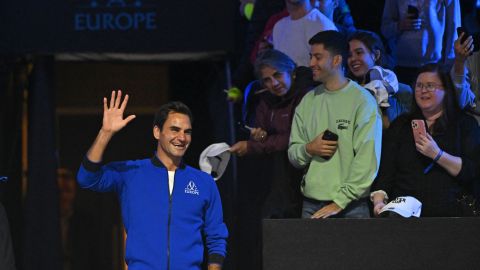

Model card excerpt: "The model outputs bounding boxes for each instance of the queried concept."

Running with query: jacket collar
[150,153,186,170]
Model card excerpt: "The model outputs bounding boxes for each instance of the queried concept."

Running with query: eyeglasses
[414,82,443,92]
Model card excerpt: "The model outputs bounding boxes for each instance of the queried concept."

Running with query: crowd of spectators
[231,0,480,267]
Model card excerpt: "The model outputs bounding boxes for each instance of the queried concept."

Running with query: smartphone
[411,120,426,142]
[457,26,468,43]
[322,129,338,141]
[407,5,419,19]
[321,129,338,160]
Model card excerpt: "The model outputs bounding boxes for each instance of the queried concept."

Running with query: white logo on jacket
[185,180,199,195]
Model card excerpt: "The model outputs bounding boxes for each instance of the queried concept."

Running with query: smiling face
[310,43,337,83]
[414,71,445,115]
[347,39,377,82]
[154,112,192,166]
[259,65,293,96]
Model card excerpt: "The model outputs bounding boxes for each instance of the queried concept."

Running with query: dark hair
[153,101,193,130]
[254,49,296,79]
[347,30,386,67]
[308,30,348,68]
[410,63,460,134]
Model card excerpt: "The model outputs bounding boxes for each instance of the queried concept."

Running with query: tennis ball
[244,3,254,21]
[226,87,243,102]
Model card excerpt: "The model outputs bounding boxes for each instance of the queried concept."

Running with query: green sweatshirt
[288,80,382,209]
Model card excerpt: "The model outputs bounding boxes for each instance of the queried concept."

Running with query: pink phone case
[411,120,426,142]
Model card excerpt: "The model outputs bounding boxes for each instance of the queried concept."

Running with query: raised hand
[454,32,474,62]
[101,90,136,134]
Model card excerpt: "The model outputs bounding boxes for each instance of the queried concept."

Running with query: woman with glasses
[370,63,480,217]
[347,30,476,129]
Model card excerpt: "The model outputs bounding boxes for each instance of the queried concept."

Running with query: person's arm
[247,131,289,154]
[77,90,135,191]
[230,100,269,156]
[288,99,313,169]
[381,0,400,40]
[87,90,136,162]
[416,117,480,180]
[371,191,388,216]
[370,118,404,216]
[451,33,476,109]
[442,0,461,65]
[334,101,382,210]
[204,176,228,269]
[416,133,461,176]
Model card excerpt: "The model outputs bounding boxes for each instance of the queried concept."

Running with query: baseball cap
[379,196,422,218]
[199,143,231,181]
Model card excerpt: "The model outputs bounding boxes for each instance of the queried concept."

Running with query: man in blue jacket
[77,90,228,270]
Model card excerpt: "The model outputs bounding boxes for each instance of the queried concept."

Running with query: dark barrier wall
[0,0,235,53]
[263,218,480,270]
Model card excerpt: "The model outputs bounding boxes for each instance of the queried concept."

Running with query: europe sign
[0,0,235,54]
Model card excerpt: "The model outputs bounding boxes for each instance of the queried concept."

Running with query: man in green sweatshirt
[288,30,382,218]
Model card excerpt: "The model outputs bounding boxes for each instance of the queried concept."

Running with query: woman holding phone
[370,63,480,217]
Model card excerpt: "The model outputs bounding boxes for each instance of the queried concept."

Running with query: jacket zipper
[167,171,174,270]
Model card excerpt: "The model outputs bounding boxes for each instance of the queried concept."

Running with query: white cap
[364,66,400,108]
[199,143,231,181]
[367,65,399,94]
[379,196,422,218]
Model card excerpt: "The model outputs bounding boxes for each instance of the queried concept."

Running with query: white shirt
[168,171,175,195]
[273,8,337,67]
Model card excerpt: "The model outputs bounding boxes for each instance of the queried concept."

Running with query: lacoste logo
[338,123,348,130]
[336,119,350,130]
[185,180,199,195]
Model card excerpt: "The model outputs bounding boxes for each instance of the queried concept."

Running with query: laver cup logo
[74,0,157,31]
[185,181,200,196]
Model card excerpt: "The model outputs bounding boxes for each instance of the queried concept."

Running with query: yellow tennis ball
[244,3,254,21]
[227,87,243,102]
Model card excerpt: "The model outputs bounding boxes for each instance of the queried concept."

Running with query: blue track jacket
[77,155,228,270]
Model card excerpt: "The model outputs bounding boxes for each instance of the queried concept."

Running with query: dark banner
[0,0,235,54]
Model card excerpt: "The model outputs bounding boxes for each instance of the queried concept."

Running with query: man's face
[154,112,192,163]
[309,43,336,83]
